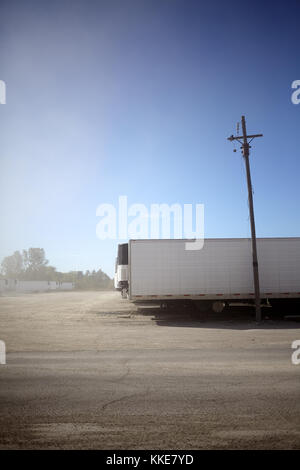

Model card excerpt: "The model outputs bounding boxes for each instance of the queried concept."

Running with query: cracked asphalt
[0,291,299,449]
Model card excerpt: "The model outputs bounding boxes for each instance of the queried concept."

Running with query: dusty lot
[0,290,299,449]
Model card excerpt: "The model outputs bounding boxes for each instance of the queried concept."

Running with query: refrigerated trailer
[114,238,300,311]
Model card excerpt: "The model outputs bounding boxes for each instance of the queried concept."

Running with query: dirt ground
[0,290,299,449]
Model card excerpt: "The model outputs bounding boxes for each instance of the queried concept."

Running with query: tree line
[0,248,113,290]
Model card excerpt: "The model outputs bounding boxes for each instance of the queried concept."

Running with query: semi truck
[114,237,300,313]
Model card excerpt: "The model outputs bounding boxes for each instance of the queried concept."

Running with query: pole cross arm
[227,134,263,142]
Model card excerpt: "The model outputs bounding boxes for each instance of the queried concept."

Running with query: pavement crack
[101,390,149,412]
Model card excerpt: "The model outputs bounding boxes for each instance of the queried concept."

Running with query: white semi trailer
[114,238,300,312]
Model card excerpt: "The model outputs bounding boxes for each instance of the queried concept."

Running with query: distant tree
[74,268,113,290]
[42,265,59,281]
[24,248,48,271]
[21,248,49,280]
[0,249,113,289]
[1,251,24,278]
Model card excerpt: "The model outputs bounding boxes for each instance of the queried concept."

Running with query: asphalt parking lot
[0,291,299,449]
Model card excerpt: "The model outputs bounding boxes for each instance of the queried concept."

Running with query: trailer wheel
[160,302,168,310]
[212,301,225,313]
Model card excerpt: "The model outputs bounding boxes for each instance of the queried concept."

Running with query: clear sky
[0,0,299,278]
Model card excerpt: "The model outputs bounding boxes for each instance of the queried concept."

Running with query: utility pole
[227,116,263,322]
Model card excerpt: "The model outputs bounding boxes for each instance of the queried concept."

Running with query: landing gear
[121,288,128,299]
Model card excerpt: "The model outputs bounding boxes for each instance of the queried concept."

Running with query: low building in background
[0,279,74,293]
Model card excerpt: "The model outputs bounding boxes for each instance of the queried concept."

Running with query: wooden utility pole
[227,116,263,322]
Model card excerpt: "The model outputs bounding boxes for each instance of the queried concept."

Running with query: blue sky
[0,0,299,277]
